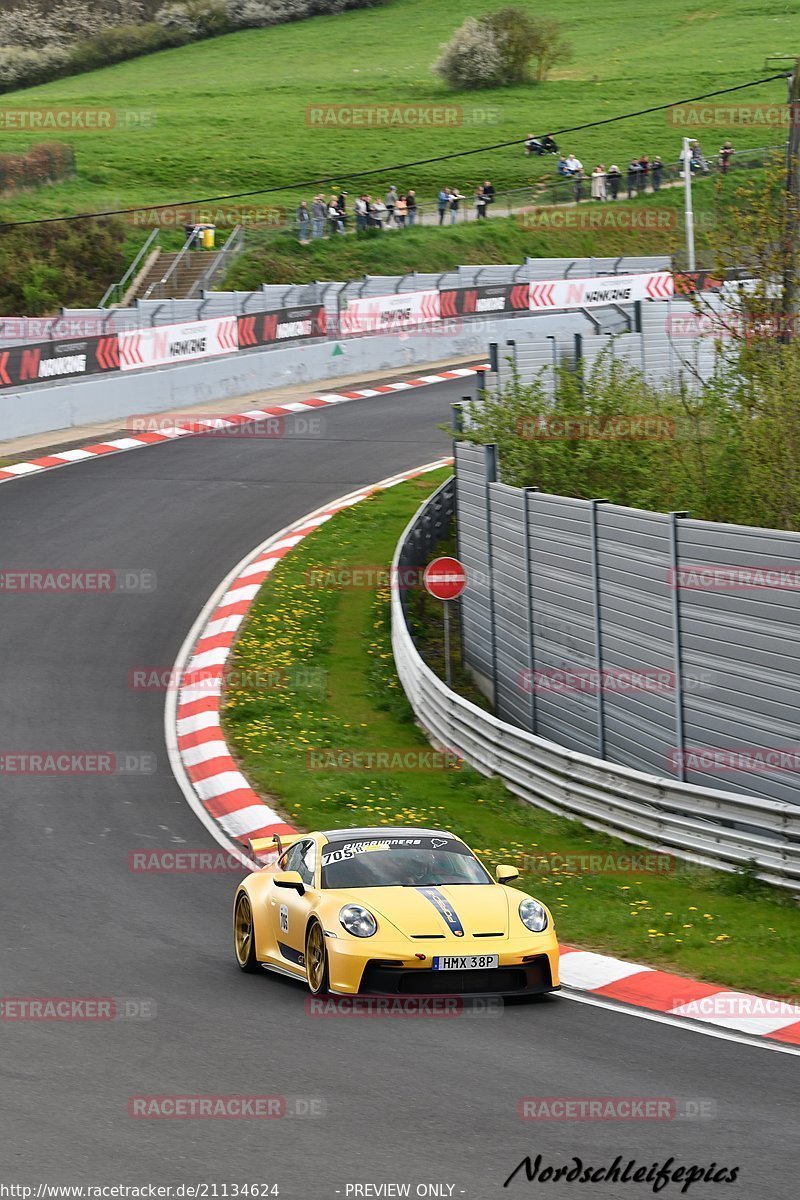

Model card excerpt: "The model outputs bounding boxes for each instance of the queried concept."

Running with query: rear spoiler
[247,831,306,866]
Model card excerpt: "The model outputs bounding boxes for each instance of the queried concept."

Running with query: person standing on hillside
[385,185,398,226]
[406,189,417,226]
[651,156,663,191]
[638,154,650,192]
[311,194,326,238]
[448,187,464,224]
[354,194,368,232]
[437,187,451,225]
[483,180,495,208]
[591,165,607,201]
[296,200,310,243]
[606,164,621,199]
[626,159,640,198]
[395,194,408,227]
[719,141,734,173]
[475,186,487,219]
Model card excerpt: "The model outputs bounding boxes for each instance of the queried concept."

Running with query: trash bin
[201,225,216,250]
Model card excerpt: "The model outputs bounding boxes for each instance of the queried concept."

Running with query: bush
[155,0,228,36]
[433,7,571,90]
[0,142,75,194]
[0,218,128,316]
[432,16,505,91]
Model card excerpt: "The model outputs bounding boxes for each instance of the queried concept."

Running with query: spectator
[475,186,488,219]
[591,165,607,201]
[371,195,387,228]
[448,187,464,224]
[385,185,398,226]
[354,194,368,232]
[296,200,310,243]
[638,154,650,192]
[406,189,417,226]
[606,164,621,200]
[437,186,451,225]
[626,159,641,198]
[525,132,540,155]
[573,168,584,203]
[651,156,663,192]
[328,195,344,235]
[337,190,348,228]
[719,141,734,173]
[483,180,495,207]
[311,194,326,239]
[557,155,570,177]
[395,194,408,227]
[565,152,582,176]
[690,140,709,173]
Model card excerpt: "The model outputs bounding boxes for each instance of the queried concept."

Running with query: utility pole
[682,136,696,273]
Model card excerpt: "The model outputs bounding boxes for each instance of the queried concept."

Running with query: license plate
[432,955,499,971]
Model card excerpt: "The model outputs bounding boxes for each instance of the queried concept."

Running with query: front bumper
[325,931,560,996]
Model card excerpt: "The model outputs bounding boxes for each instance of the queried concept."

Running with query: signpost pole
[443,601,452,687]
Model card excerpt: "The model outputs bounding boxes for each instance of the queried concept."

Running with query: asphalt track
[0,379,796,1200]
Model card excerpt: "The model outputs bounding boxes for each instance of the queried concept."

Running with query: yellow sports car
[233,826,559,996]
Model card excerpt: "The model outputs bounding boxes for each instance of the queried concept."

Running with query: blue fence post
[524,487,540,734]
[589,499,609,758]
[668,511,690,781]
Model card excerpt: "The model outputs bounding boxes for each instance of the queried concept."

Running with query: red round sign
[423,556,467,601]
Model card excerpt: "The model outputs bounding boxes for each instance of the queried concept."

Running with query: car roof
[319,826,458,842]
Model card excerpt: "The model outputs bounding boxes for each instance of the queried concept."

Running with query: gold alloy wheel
[306,922,327,993]
[234,894,256,970]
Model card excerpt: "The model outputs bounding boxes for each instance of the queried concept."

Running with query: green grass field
[0,0,793,231]
[220,471,800,998]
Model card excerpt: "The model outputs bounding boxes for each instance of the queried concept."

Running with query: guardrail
[99,228,160,309]
[391,481,800,892]
[186,225,245,299]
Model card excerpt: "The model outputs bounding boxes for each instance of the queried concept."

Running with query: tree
[433,8,571,90]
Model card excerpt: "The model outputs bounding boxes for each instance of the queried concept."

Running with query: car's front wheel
[234,892,259,973]
[305,920,329,994]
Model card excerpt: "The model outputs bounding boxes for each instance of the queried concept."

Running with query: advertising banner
[0,335,120,390]
[528,272,674,310]
[238,306,326,348]
[338,290,441,336]
[118,317,239,371]
[439,284,530,318]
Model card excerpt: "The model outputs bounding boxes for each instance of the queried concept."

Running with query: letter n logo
[20,348,41,380]
[154,333,168,360]
[565,283,585,306]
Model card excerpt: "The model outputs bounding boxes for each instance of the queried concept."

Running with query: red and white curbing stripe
[0,365,483,486]
[167,463,800,1050]
[558,946,800,1045]
[170,459,453,850]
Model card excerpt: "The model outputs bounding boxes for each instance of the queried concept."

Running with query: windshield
[320,835,492,889]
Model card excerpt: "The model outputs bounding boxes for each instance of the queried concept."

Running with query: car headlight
[339,904,377,938]
[519,897,548,932]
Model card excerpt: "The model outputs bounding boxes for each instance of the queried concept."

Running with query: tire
[234,892,260,973]
[305,920,329,995]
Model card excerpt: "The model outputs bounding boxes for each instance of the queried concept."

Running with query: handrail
[186,225,245,299]
[99,228,160,308]
[391,483,800,892]
[141,231,198,301]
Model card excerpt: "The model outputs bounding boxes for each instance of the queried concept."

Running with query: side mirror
[274,870,305,895]
[496,864,520,884]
